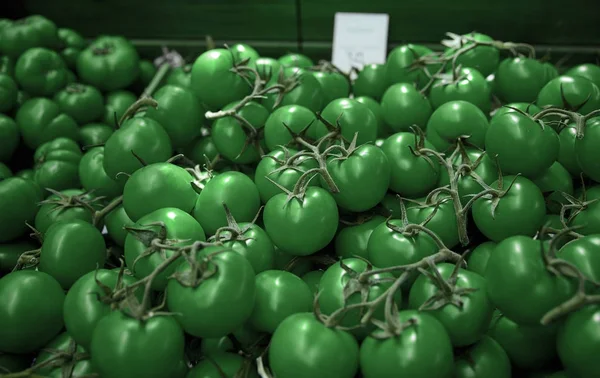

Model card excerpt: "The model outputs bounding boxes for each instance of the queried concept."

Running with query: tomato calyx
[117,97,159,128]
[13,248,41,271]
[416,257,478,311]
[40,188,110,228]
[169,248,228,288]
[209,203,262,244]
[533,105,600,138]
[308,60,355,88]
[125,221,182,270]
[186,163,215,194]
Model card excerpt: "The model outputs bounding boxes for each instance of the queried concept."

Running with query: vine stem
[93,195,123,227]
[138,247,183,313]
[140,63,172,99]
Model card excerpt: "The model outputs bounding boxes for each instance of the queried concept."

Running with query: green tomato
[0,15,59,58]
[492,102,542,119]
[40,220,106,289]
[64,269,138,351]
[454,335,511,378]
[570,195,600,236]
[494,57,548,103]
[184,135,220,166]
[103,90,136,127]
[145,85,204,148]
[0,115,19,162]
[0,73,17,112]
[335,215,385,260]
[557,235,600,291]
[353,63,387,101]
[557,304,600,378]
[426,100,489,152]
[79,122,114,146]
[264,104,317,150]
[34,189,98,234]
[465,241,496,277]
[566,63,600,88]
[249,270,313,333]
[191,48,251,110]
[355,96,390,138]
[36,332,94,377]
[381,83,432,133]
[312,71,350,104]
[16,97,79,149]
[53,83,104,125]
[315,98,378,145]
[79,147,122,199]
[409,263,494,346]
[430,67,491,113]
[301,269,324,295]
[537,75,600,115]
[212,101,269,164]
[15,47,67,96]
[103,116,173,188]
[90,311,185,378]
[125,207,205,290]
[0,270,65,354]
[472,176,547,242]
[488,311,559,370]
[381,132,440,198]
[33,137,82,192]
[230,43,259,64]
[269,312,359,378]
[187,353,258,378]
[193,171,260,236]
[220,223,275,274]
[123,162,197,222]
[485,236,574,325]
[406,197,460,249]
[385,44,439,89]
[532,161,573,214]
[0,240,38,273]
[319,258,402,339]
[166,246,256,338]
[575,117,600,182]
[264,187,338,256]
[263,67,325,113]
[360,310,454,378]
[445,33,500,77]
[0,177,42,242]
[557,124,582,177]
[58,27,86,50]
[278,53,313,69]
[321,144,390,212]
[77,36,140,91]
[165,63,193,90]
[104,204,133,247]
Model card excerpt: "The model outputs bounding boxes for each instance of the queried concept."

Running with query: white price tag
[332,12,389,74]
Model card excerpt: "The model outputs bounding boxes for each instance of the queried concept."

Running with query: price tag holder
[331,12,389,74]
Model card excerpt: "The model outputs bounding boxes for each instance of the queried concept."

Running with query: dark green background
[5,0,600,61]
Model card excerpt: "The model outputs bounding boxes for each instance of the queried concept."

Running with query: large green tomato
[40,219,106,289]
[537,75,600,115]
[193,171,260,236]
[566,63,600,88]
[264,187,338,256]
[409,263,494,346]
[191,48,251,110]
[385,44,438,88]
[264,104,317,150]
[0,270,65,353]
[249,270,313,333]
[103,90,136,126]
[494,57,549,103]
[485,236,574,325]
[406,197,460,249]
[314,98,377,145]
[79,122,113,146]
[322,144,390,212]
[77,36,140,91]
[0,177,42,242]
[0,15,60,58]
[269,312,359,378]
[103,117,173,188]
[219,222,275,274]
[465,241,496,277]
[145,85,204,148]
[557,235,600,290]
[33,137,82,192]
[262,67,325,113]
[79,147,122,199]
[454,336,511,378]
[360,311,454,378]
[312,71,350,104]
[381,83,432,133]
[426,100,489,152]
[64,269,139,351]
[34,189,98,234]
[381,132,440,197]
[16,97,79,149]
[355,96,390,138]
[575,117,600,182]
[444,33,499,77]
[472,176,546,241]
[90,311,185,378]
[429,67,491,113]
[123,162,197,222]
[53,83,104,125]
[166,246,256,338]
[125,207,205,291]
[15,47,68,96]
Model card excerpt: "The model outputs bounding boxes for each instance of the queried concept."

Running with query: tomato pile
[1,14,600,378]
